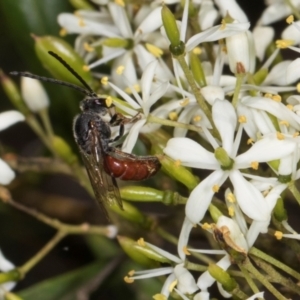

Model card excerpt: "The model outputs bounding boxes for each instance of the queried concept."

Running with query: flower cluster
[4,0,300,299]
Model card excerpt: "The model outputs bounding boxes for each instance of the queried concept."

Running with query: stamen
[251,161,259,170]
[124,276,134,283]
[226,192,236,203]
[59,28,67,37]
[238,115,247,123]
[286,15,294,24]
[137,238,146,246]
[276,39,294,49]
[106,96,113,107]
[168,279,178,292]
[145,43,163,58]
[169,111,178,121]
[183,246,191,255]
[274,231,283,240]
[101,76,108,85]
[83,42,95,52]
[180,98,189,106]
[116,65,125,75]
[279,120,289,127]
[276,132,285,140]
[192,47,202,55]
[82,65,90,72]
[212,185,220,192]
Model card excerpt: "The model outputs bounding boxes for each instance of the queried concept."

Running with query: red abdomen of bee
[104,154,161,181]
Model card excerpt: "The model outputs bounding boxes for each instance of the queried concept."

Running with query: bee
[11,51,161,219]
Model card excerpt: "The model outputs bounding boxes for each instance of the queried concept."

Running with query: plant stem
[250,247,300,281]
[288,181,300,206]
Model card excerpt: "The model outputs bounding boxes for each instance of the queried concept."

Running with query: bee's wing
[80,127,123,219]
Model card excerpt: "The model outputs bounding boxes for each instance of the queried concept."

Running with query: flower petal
[186,170,227,224]
[0,111,25,131]
[230,170,270,221]
[122,119,146,153]
[235,134,296,168]
[213,100,236,155]
[164,138,218,169]
[0,159,15,185]
[178,217,194,260]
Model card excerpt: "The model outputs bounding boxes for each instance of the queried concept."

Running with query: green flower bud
[69,0,94,10]
[117,236,159,267]
[159,155,199,190]
[215,147,234,170]
[102,38,133,49]
[33,35,93,86]
[252,68,268,85]
[278,174,292,184]
[208,264,237,292]
[0,70,30,115]
[52,135,78,165]
[190,52,207,87]
[273,197,287,222]
[120,186,187,205]
[161,5,184,55]
[110,201,153,229]
[209,204,223,223]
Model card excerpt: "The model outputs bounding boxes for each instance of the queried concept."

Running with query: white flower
[164,100,296,224]
[126,241,198,299]
[108,60,169,153]
[0,248,16,297]
[21,77,49,112]
[58,3,171,85]
[0,111,25,184]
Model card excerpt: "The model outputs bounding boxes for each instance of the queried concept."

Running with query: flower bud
[161,5,185,55]
[0,71,30,115]
[117,236,158,267]
[33,35,93,86]
[21,77,49,112]
[273,197,287,222]
[214,147,234,170]
[52,135,78,165]
[190,52,207,87]
[208,264,237,292]
[226,30,255,74]
[69,0,94,10]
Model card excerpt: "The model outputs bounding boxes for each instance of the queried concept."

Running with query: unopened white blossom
[21,77,49,112]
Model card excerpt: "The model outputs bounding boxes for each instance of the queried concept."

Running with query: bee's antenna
[10,51,98,97]
[48,51,95,95]
[10,71,91,96]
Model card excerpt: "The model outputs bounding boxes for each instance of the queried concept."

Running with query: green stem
[243,257,287,300]
[18,231,66,275]
[147,114,202,133]
[238,263,260,294]
[288,181,300,206]
[175,54,220,138]
[38,108,55,142]
[250,247,300,281]
[232,73,245,108]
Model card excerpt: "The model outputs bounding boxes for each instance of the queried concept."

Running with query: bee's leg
[109,112,142,143]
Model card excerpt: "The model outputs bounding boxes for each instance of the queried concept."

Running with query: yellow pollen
[247,138,254,145]
[59,28,67,37]
[297,83,300,93]
[128,270,135,276]
[238,115,247,123]
[169,111,178,121]
[78,17,85,27]
[180,98,189,106]
[124,276,134,283]
[115,0,125,6]
[272,94,281,102]
[226,192,236,203]
[116,65,125,75]
[183,246,191,255]
[174,159,181,167]
[202,223,212,230]
[286,15,294,24]
[276,132,285,140]
[105,96,113,107]
[251,161,259,170]
[212,185,220,193]
[101,76,108,85]
[193,115,201,122]
[228,206,235,217]
[192,47,202,55]
[279,120,289,127]
[274,231,283,240]
[293,132,299,137]
[145,43,163,58]
[286,104,294,110]
[82,65,90,72]
[276,39,294,48]
[125,84,141,94]
[153,294,167,300]
[220,19,226,30]
[264,93,272,99]
[83,42,95,52]
[168,279,178,292]
[137,238,145,246]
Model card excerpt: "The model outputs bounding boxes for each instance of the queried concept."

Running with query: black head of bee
[80,96,108,114]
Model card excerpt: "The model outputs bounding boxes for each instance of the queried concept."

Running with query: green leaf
[17,260,105,300]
